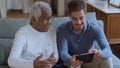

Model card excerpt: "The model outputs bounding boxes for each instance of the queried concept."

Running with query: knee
[102,57,113,68]
[105,57,113,65]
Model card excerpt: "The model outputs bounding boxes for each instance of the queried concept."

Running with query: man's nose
[47,19,52,25]
[77,19,82,24]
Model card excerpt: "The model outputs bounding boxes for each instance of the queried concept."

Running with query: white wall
[0,0,7,18]
[57,0,65,16]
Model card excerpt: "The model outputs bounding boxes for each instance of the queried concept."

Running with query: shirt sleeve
[52,29,59,62]
[8,29,34,68]
[56,27,72,65]
[95,27,113,59]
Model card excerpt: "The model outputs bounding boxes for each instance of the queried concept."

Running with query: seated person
[57,0,113,68]
[8,1,58,68]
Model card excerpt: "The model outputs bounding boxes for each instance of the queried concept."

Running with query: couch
[0,12,120,68]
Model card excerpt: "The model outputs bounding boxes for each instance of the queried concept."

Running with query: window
[108,0,120,8]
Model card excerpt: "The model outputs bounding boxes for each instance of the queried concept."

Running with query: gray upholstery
[0,39,13,65]
[0,12,120,68]
[0,19,29,68]
[0,19,29,38]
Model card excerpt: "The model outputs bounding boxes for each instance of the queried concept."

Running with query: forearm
[96,28,113,59]
[60,51,72,64]
[8,57,34,68]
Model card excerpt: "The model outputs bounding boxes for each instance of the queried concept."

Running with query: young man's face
[69,10,86,32]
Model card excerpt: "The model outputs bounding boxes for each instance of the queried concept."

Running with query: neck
[71,23,84,35]
[30,22,43,32]
[75,30,83,35]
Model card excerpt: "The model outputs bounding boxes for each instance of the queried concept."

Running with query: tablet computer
[76,53,94,63]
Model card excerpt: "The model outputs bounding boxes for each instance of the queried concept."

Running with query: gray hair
[29,1,52,21]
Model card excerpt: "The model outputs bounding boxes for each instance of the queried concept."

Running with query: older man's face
[35,10,52,32]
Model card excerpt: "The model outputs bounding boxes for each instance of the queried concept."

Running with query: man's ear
[31,16,36,24]
[68,12,71,17]
[68,13,71,18]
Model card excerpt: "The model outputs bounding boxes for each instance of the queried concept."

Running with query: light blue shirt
[57,21,112,64]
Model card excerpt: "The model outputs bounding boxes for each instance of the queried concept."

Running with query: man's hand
[89,49,102,57]
[71,55,83,68]
[34,54,52,68]
[47,52,56,67]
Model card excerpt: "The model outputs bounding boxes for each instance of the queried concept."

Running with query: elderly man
[57,0,113,68]
[8,2,58,68]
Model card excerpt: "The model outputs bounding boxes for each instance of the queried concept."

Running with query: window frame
[108,0,120,8]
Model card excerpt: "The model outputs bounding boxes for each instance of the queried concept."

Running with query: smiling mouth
[75,24,82,27]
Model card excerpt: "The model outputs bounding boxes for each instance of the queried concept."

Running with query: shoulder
[86,21,103,36]
[87,21,102,31]
[16,24,30,35]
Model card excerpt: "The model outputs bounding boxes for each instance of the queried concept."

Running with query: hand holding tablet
[76,53,94,63]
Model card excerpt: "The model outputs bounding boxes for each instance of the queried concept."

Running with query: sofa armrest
[112,55,120,68]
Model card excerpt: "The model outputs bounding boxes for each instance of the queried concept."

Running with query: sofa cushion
[0,19,29,38]
[0,39,13,65]
[52,17,70,30]
[0,65,10,68]
[86,12,97,24]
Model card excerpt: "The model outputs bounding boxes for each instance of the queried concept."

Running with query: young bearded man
[57,0,113,68]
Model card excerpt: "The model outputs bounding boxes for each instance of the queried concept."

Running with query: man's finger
[36,53,43,60]
[72,55,76,60]
[34,53,43,68]
[89,49,97,53]
[96,51,102,57]
[40,61,52,68]
[80,61,83,64]
[48,57,56,61]
[49,52,54,58]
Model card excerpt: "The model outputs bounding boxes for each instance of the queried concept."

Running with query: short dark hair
[68,0,86,13]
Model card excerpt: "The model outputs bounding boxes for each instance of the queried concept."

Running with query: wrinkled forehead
[41,10,52,17]
[41,6,52,13]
